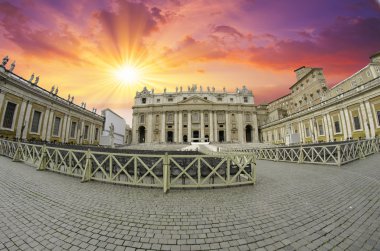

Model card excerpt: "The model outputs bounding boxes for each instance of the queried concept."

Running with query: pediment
[178,95,214,105]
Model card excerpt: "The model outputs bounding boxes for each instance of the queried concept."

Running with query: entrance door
[138,126,146,143]
[245,125,253,143]
[183,135,188,143]
[192,130,199,142]
[167,131,173,142]
[218,131,225,142]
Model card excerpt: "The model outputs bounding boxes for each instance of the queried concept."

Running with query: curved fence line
[220,138,380,166]
[0,139,256,193]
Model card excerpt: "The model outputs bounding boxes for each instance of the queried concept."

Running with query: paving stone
[0,155,379,250]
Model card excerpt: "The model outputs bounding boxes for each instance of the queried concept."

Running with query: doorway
[245,125,253,143]
[167,131,173,142]
[138,126,146,143]
[218,131,225,142]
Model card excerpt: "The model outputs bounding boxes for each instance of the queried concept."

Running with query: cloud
[212,25,243,38]
[248,16,380,75]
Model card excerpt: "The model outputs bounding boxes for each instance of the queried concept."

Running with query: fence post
[37,145,47,171]
[275,147,279,162]
[337,145,341,166]
[81,149,92,182]
[251,153,256,185]
[12,140,23,162]
[298,145,304,164]
[163,152,170,193]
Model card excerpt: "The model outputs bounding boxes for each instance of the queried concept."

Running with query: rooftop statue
[180,86,182,92]
[9,61,15,72]
[2,55,9,67]
[200,86,203,92]
[54,87,58,95]
[34,76,39,85]
[50,85,55,93]
[29,73,35,83]
[223,87,226,92]
[176,86,178,93]
[71,96,74,103]
[68,94,71,101]
[207,86,210,92]
[188,86,190,91]
[151,88,154,94]
[212,86,215,92]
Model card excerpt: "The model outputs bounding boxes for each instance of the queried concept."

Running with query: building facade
[132,85,258,144]
[0,61,104,144]
[100,108,126,146]
[261,52,380,144]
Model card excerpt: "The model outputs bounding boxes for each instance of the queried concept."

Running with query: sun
[114,65,141,84]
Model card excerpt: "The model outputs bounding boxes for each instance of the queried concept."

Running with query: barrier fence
[0,139,256,193]
[220,138,380,166]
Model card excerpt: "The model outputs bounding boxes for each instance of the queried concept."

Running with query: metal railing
[0,139,256,193]
[220,138,380,166]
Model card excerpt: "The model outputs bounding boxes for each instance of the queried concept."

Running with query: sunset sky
[1,0,379,124]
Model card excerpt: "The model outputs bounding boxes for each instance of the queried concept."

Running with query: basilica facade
[131,85,259,144]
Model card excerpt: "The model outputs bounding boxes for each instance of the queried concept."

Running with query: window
[84,125,89,139]
[156,99,160,103]
[142,98,146,104]
[217,98,222,101]
[192,112,200,123]
[183,97,187,100]
[230,98,233,102]
[204,97,207,100]
[353,116,361,130]
[168,98,173,102]
[377,110,380,126]
[305,127,310,137]
[167,113,174,123]
[2,102,17,129]
[52,117,61,136]
[244,97,248,103]
[155,114,160,124]
[70,122,77,138]
[318,124,324,136]
[334,121,341,133]
[366,71,371,77]
[204,113,209,122]
[140,115,145,123]
[95,128,99,141]
[30,111,42,133]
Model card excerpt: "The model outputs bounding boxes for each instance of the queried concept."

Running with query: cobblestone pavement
[0,155,379,251]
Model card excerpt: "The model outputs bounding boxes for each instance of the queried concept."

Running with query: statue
[200,86,203,92]
[212,86,215,92]
[207,86,210,92]
[9,61,15,72]
[68,94,71,101]
[71,96,74,103]
[151,88,154,94]
[2,56,9,67]
[54,87,58,95]
[84,103,86,109]
[29,73,35,83]
[188,86,190,91]
[176,86,178,93]
[109,123,115,148]
[50,85,55,93]
[34,76,39,85]
[223,87,226,92]
[164,88,166,93]
[180,86,182,92]
[236,88,239,93]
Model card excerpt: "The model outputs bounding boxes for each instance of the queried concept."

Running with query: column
[209,111,214,143]
[343,108,352,139]
[360,102,370,139]
[298,121,304,143]
[253,114,259,142]
[238,113,244,143]
[16,100,28,138]
[364,100,376,138]
[339,110,348,140]
[0,92,4,109]
[326,114,334,141]
[309,119,316,143]
[161,112,166,143]
[188,111,192,142]
[174,112,178,143]
[46,110,55,142]
[226,112,230,142]
[323,115,330,142]
[65,116,71,142]
[61,114,68,143]
[22,103,33,140]
[41,109,50,141]
[200,110,204,142]
[178,111,183,143]
[214,112,218,142]
[132,114,138,144]
[147,112,153,143]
